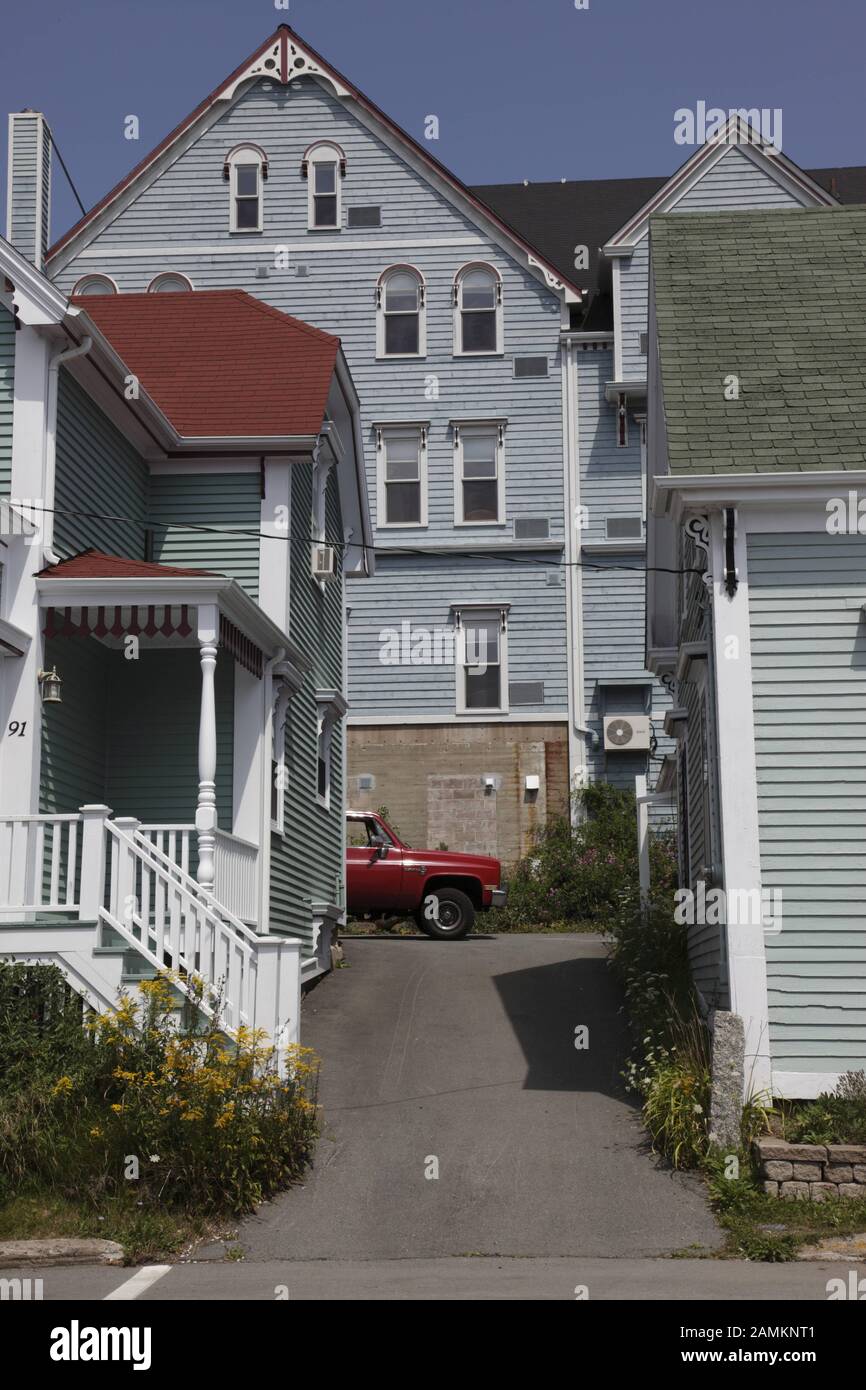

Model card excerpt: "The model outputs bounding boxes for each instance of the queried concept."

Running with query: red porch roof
[37,549,221,580]
[71,290,340,439]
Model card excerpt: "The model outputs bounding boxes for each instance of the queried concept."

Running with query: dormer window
[148,272,193,293]
[376,266,426,358]
[454,263,503,355]
[302,142,346,230]
[72,274,118,296]
[224,144,267,233]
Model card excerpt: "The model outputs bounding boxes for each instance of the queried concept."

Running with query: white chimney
[6,110,52,268]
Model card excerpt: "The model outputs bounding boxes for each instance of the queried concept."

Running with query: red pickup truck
[346,811,506,939]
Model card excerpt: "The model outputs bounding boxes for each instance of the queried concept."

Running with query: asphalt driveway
[240,934,721,1260]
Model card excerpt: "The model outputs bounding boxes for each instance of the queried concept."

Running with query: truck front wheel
[415,887,475,940]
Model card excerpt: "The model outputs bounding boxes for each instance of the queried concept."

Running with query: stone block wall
[754,1138,866,1200]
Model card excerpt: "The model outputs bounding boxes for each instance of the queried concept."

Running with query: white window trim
[375,423,429,529]
[304,141,345,231]
[452,420,507,527]
[147,271,194,293]
[226,144,266,235]
[453,262,503,357]
[376,265,427,359]
[315,689,348,810]
[453,604,510,716]
[71,273,119,296]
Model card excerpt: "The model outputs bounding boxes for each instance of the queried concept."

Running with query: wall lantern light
[37,667,63,704]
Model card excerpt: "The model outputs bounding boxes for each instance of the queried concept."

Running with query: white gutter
[43,334,92,564]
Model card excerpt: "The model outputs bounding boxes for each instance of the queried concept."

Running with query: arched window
[302,141,346,230]
[376,266,426,358]
[454,263,502,355]
[147,272,194,293]
[71,274,118,297]
[224,144,267,233]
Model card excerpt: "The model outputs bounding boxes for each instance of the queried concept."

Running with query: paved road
[4,1257,863,1301]
[241,934,721,1260]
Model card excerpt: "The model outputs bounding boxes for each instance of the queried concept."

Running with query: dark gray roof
[652,205,866,475]
[472,166,866,327]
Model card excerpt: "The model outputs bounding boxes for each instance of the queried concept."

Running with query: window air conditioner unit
[312,544,337,579]
[603,714,651,752]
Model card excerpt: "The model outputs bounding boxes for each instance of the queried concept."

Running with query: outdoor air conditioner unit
[312,544,337,579]
[603,714,651,752]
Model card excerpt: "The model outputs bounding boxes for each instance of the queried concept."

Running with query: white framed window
[224,144,267,233]
[147,271,194,293]
[375,424,428,528]
[303,141,346,230]
[453,605,510,715]
[454,263,503,355]
[315,690,348,809]
[376,266,426,358]
[452,421,506,525]
[72,274,118,296]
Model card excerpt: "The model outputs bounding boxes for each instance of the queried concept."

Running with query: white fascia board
[603,119,836,254]
[347,712,567,726]
[334,347,374,575]
[652,469,866,520]
[0,616,32,657]
[373,540,563,554]
[0,232,68,325]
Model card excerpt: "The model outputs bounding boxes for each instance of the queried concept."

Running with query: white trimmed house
[646,203,866,1101]
[0,232,372,1049]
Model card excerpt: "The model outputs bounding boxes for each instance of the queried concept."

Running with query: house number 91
[7,721,27,737]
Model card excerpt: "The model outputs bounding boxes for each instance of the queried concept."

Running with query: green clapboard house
[0,232,372,1050]
[646,204,866,1101]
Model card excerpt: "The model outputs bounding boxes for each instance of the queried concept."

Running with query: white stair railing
[139,824,259,924]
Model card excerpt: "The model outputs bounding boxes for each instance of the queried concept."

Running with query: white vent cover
[603,714,650,751]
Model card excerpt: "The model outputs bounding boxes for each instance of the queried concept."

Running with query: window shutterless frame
[224,145,267,233]
[375,425,428,528]
[452,422,506,525]
[453,263,503,355]
[376,266,426,358]
[453,606,510,715]
[303,141,346,230]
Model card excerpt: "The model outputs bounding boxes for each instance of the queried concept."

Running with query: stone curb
[0,1239,124,1268]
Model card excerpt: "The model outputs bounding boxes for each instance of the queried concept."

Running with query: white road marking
[104,1264,172,1300]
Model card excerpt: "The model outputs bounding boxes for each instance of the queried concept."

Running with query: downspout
[258,647,286,934]
[43,335,92,565]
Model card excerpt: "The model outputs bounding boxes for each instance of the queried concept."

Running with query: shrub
[783,1071,866,1145]
[497,782,677,930]
[0,962,319,1218]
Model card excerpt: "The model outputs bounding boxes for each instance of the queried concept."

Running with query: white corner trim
[708,512,771,1100]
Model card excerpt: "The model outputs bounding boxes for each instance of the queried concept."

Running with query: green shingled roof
[650,205,866,474]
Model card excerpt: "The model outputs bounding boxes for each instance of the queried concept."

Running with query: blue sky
[3,0,865,244]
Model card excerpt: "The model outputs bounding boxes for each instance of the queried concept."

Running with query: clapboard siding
[40,639,233,828]
[619,146,807,382]
[8,113,39,263]
[54,370,148,560]
[270,464,345,949]
[348,549,567,716]
[0,305,14,496]
[749,530,866,1073]
[53,77,565,554]
[578,347,644,543]
[147,472,261,597]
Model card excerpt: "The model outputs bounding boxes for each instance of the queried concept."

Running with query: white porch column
[196,605,219,890]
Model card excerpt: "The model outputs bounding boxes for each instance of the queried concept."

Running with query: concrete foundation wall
[347,721,569,865]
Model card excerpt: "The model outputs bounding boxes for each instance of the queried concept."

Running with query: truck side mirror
[371,834,389,859]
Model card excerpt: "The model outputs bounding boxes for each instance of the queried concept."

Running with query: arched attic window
[147,271,194,293]
[224,144,268,233]
[72,273,118,296]
[454,263,503,355]
[302,141,347,230]
[376,265,426,358]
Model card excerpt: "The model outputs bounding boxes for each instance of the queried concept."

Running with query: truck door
[346,816,404,913]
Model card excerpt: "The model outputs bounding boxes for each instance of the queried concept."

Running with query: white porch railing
[138,824,259,924]
[0,814,80,914]
[0,807,298,1053]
